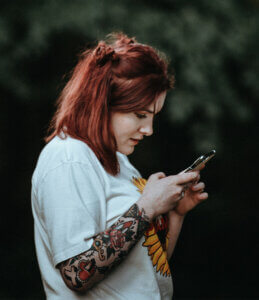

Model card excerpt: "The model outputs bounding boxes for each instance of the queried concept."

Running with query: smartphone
[184,150,216,172]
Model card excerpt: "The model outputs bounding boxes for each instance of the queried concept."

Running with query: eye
[135,113,147,119]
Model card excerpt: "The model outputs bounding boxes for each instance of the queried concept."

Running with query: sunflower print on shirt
[132,177,171,277]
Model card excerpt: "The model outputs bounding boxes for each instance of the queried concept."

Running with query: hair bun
[94,42,118,67]
[117,36,136,46]
[105,32,136,47]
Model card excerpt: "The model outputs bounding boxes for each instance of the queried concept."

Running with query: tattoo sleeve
[58,203,150,292]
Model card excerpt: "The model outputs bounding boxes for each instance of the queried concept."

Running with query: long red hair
[45,32,174,175]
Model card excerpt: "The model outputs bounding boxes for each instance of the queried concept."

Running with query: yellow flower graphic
[132,177,171,277]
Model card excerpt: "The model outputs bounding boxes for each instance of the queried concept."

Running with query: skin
[58,91,208,292]
[110,90,208,260]
[59,203,150,293]
[110,89,208,221]
[110,91,166,156]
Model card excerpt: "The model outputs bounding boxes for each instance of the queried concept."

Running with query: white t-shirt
[31,135,173,299]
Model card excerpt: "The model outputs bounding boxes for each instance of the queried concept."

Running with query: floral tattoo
[58,203,150,292]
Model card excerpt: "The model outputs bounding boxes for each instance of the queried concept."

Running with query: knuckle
[155,172,166,177]
[147,175,153,181]
[149,173,157,179]
[169,175,177,182]
[176,173,183,180]
[149,172,166,181]
[175,187,182,195]
[182,173,190,181]
[189,172,197,179]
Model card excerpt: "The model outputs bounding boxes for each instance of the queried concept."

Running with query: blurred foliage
[0,0,258,152]
[0,1,258,298]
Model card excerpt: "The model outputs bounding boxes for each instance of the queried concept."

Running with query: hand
[173,177,208,216]
[137,171,199,220]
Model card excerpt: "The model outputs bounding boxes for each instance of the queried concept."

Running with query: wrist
[169,209,186,220]
[136,196,156,222]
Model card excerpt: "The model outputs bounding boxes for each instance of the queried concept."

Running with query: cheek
[115,117,136,138]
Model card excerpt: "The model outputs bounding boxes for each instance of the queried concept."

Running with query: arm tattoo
[58,203,150,292]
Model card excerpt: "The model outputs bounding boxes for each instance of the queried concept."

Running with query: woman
[31,33,208,299]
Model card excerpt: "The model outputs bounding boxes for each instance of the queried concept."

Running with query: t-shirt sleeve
[37,162,106,267]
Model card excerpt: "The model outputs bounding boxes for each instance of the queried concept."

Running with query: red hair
[45,32,174,175]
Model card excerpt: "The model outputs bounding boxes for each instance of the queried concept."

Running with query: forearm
[167,210,185,260]
[58,203,150,293]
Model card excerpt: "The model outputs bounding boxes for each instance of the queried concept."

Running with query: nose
[139,121,153,136]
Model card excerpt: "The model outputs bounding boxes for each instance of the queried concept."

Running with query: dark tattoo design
[59,203,150,292]
[93,238,105,261]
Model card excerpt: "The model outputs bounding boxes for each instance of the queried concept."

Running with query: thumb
[180,163,206,174]
[148,172,166,182]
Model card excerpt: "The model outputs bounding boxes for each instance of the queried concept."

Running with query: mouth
[130,138,141,145]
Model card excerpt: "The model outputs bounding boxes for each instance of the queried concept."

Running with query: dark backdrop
[1,1,258,299]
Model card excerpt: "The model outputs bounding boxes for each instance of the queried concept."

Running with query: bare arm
[167,178,208,260]
[58,203,151,293]
[167,211,185,260]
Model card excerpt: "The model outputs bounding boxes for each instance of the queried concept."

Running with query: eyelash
[135,113,147,119]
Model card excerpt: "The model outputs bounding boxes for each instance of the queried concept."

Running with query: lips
[130,138,140,144]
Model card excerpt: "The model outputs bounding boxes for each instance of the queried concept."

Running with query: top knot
[94,42,118,67]
[105,32,136,49]
[114,34,136,46]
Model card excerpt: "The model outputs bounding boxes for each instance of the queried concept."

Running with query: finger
[180,163,205,174]
[182,173,201,189]
[148,172,166,181]
[157,172,166,179]
[173,172,199,185]
[197,192,208,201]
[193,173,201,185]
[191,182,205,191]
[193,163,206,172]
[200,163,206,170]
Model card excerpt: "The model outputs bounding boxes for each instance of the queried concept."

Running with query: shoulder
[32,135,102,185]
[41,135,94,164]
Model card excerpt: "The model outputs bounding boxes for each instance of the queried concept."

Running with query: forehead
[145,91,166,114]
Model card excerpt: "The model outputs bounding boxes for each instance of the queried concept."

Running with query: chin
[118,146,134,156]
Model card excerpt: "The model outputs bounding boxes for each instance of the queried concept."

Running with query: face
[110,91,166,155]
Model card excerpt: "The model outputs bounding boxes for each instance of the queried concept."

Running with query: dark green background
[1,0,258,299]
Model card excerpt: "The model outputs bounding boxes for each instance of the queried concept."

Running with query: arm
[167,178,208,260]
[58,171,201,292]
[58,202,151,293]
[167,211,185,260]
